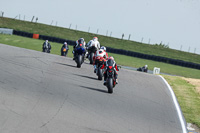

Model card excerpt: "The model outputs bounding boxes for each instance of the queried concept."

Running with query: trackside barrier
[33,34,39,39]
[13,30,76,46]
[12,30,200,70]
[0,28,13,35]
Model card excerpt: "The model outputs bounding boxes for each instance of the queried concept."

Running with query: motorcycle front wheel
[97,68,103,80]
[77,55,82,68]
[107,78,113,94]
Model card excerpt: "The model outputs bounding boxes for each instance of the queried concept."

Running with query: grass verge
[163,75,200,128]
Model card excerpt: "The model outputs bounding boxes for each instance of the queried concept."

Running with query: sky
[1,0,200,54]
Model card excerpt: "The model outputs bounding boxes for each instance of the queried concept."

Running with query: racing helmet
[108,56,114,61]
[79,38,84,42]
[78,38,84,45]
[93,37,98,41]
[45,40,48,43]
[145,65,148,68]
[64,42,67,45]
[100,46,106,52]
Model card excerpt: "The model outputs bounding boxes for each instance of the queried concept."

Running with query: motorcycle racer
[93,46,108,73]
[101,56,119,85]
[73,38,86,60]
[61,42,69,56]
[42,40,51,53]
[87,37,100,50]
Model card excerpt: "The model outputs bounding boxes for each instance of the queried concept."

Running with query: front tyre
[107,78,113,94]
[77,55,82,68]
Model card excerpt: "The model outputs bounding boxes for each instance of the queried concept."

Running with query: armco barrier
[12,30,200,70]
[105,47,200,70]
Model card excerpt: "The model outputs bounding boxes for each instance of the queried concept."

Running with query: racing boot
[116,79,118,84]
[103,80,106,86]
[94,65,96,73]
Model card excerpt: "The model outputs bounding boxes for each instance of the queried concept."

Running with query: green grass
[1,34,200,79]
[1,17,200,64]
[163,75,200,128]
[0,34,73,58]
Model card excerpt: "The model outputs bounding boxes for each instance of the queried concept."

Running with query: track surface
[0,44,183,133]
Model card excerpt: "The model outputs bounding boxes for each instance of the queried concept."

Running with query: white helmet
[100,46,106,52]
[64,42,67,45]
[45,40,48,43]
[93,37,98,41]
[95,49,105,58]
[145,65,148,68]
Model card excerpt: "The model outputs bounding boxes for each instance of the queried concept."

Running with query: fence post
[194,48,196,54]
[36,17,38,23]
[69,23,72,29]
[128,34,131,40]
[50,20,53,25]
[141,37,143,43]
[1,12,4,17]
[180,45,182,51]
[122,33,124,39]
[31,16,35,22]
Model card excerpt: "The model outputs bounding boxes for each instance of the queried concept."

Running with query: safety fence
[12,30,200,70]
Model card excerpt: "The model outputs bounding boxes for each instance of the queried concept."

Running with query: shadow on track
[54,62,77,68]
[74,74,99,81]
[80,86,107,93]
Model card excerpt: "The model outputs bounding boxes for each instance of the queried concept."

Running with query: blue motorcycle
[74,47,86,68]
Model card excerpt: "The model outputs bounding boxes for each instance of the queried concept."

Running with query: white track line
[159,75,187,133]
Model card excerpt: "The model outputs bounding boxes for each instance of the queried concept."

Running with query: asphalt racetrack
[0,44,185,133]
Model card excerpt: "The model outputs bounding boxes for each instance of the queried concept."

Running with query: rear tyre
[107,78,113,94]
[90,53,94,64]
[97,68,103,80]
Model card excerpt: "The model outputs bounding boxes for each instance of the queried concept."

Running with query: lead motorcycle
[74,47,86,68]
[87,45,97,64]
[104,60,119,93]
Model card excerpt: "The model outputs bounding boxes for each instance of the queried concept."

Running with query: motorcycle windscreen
[78,39,84,45]
[107,59,115,67]
[76,47,85,54]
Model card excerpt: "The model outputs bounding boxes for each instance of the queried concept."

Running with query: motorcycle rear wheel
[89,53,94,64]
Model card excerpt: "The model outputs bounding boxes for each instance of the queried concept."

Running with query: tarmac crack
[40,94,69,128]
